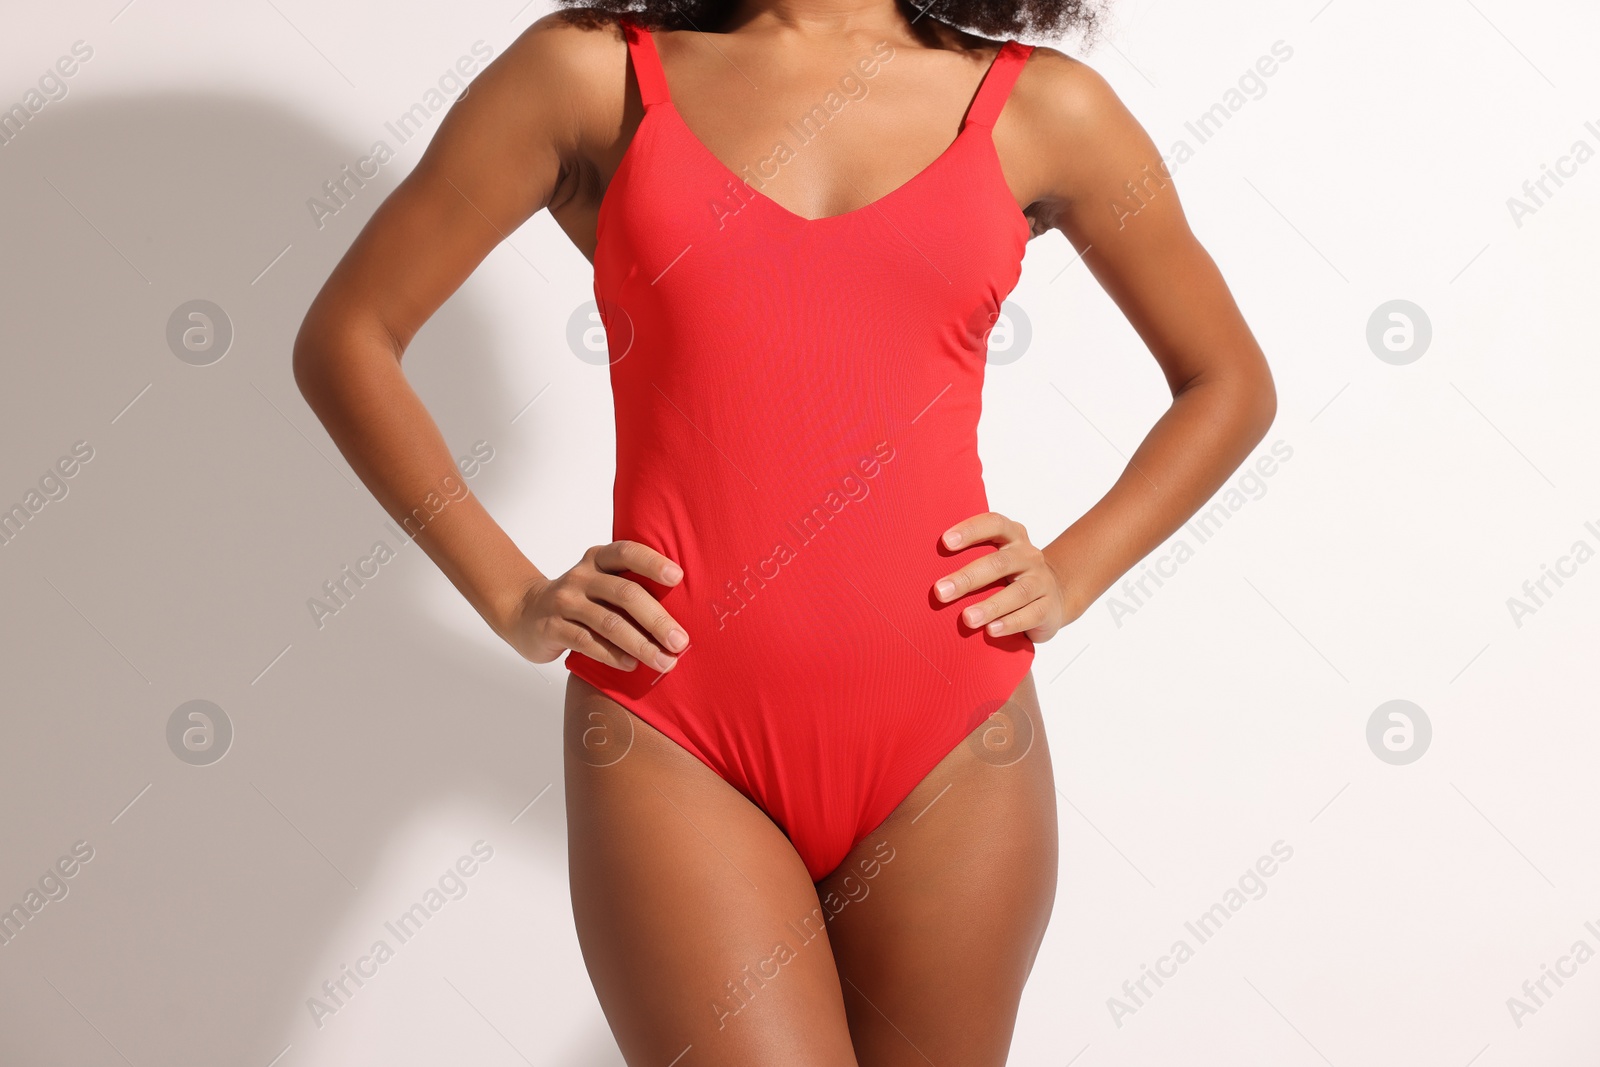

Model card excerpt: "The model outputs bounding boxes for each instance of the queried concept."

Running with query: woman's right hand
[500,541,690,672]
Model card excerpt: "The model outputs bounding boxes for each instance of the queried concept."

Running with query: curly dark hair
[551,0,1106,44]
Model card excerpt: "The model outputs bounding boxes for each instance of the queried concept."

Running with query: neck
[721,0,910,38]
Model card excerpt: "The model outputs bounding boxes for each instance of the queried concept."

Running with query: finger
[934,545,1026,603]
[589,573,690,654]
[940,511,1021,552]
[957,571,1046,630]
[565,594,680,671]
[986,596,1052,638]
[549,618,639,671]
[593,539,685,587]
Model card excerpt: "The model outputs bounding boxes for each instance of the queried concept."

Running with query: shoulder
[1003,43,1162,185]
[1008,44,1125,135]
[498,8,627,82]
[461,9,632,156]
[498,9,630,100]
[921,24,1121,125]
[997,42,1163,216]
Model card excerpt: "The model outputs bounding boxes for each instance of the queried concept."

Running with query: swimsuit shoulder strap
[963,40,1034,129]
[619,16,672,108]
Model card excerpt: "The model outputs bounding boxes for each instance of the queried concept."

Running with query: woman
[294,0,1276,1061]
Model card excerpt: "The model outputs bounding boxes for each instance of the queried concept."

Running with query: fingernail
[937,580,956,599]
[987,621,1003,635]
[656,652,678,670]
[619,654,637,669]
[667,628,688,651]
[964,607,982,626]
[944,531,962,548]
[662,564,683,582]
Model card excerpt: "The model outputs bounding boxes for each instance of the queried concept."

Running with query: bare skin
[293,0,1276,1062]
[565,669,1056,1065]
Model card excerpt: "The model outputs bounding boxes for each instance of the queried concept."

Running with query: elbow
[291,306,405,426]
[1248,368,1278,442]
[291,310,343,418]
[1177,362,1278,444]
[291,330,325,411]
[290,302,351,413]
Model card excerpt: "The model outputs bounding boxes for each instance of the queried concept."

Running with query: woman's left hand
[934,512,1077,642]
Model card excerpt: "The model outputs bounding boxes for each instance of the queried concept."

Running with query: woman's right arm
[292,13,688,673]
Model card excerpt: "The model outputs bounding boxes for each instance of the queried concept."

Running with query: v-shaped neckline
[660,102,982,226]
[640,32,1023,227]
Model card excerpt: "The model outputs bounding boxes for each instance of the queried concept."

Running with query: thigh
[563,674,861,1067]
[817,670,1058,1067]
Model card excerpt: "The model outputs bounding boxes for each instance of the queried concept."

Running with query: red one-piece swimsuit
[567,15,1039,882]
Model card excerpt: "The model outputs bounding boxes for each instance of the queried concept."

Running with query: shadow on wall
[0,94,621,1064]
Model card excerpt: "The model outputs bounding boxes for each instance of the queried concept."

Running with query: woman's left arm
[936,47,1278,641]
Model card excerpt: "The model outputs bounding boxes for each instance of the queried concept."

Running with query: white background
[1,0,1597,1064]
